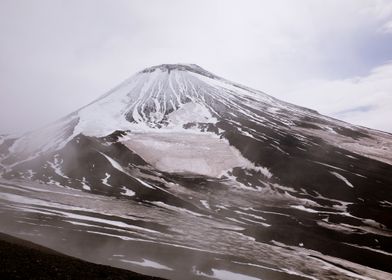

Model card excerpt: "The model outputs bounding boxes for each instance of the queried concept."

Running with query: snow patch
[122,132,268,178]
[151,201,204,217]
[195,268,260,280]
[200,200,210,209]
[102,173,111,187]
[168,102,217,126]
[81,177,91,191]
[290,205,319,213]
[120,258,173,271]
[330,171,354,188]
[121,187,135,197]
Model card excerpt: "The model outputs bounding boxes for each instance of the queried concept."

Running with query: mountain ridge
[0,64,391,279]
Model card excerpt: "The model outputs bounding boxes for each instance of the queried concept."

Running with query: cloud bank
[275,62,392,132]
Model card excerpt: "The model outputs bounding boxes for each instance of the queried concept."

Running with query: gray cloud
[275,62,392,132]
[1,0,392,133]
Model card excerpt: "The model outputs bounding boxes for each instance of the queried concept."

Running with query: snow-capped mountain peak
[2,64,391,168]
[70,63,295,138]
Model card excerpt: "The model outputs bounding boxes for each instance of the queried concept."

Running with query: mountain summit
[0,64,391,279]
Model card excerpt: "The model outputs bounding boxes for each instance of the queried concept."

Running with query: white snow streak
[120,258,173,271]
[330,171,354,188]
[121,187,135,197]
[102,173,111,187]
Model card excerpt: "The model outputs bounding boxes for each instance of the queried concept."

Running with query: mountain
[0,63,391,280]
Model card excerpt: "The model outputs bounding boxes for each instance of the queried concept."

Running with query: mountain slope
[0,64,391,280]
[0,232,165,280]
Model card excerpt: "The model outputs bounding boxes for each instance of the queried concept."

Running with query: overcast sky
[1,0,392,134]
